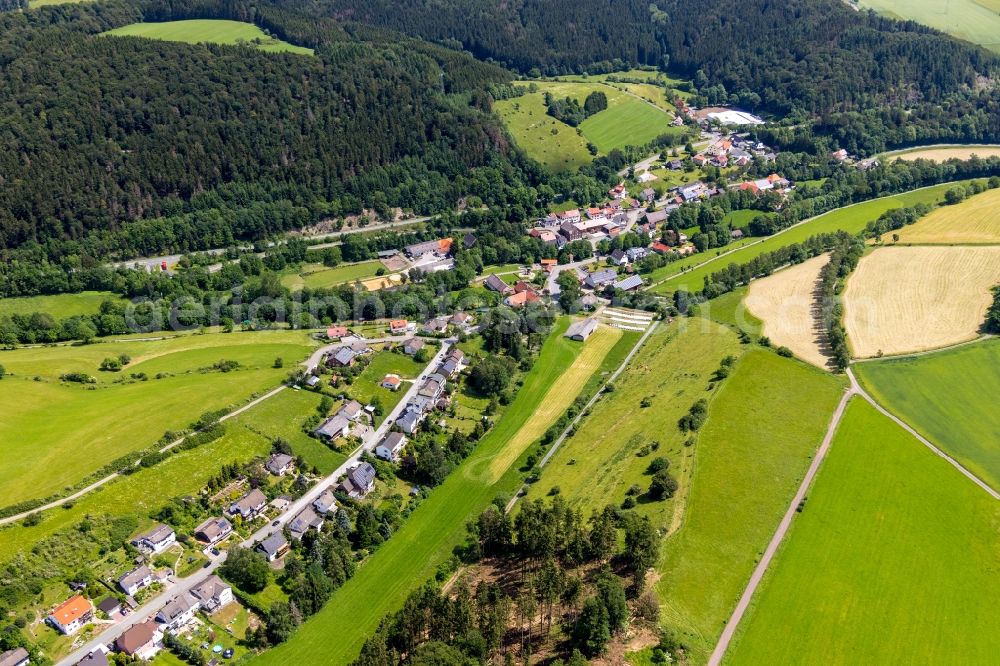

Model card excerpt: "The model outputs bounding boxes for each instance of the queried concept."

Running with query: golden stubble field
[890,145,1000,162]
[843,246,1000,357]
[886,187,1000,244]
[744,254,831,369]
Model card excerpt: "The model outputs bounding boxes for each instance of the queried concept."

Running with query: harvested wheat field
[887,187,1000,244]
[843,246,1000,357]
[889,145,1000,162]
[745,254,831,368]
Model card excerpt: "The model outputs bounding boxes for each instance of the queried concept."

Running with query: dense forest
[0,0,537,254]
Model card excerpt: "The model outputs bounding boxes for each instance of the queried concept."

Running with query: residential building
[312,489,338,515]
[156,594,198,632]
[450,312,474,329]
[132,524,176,555]
[76,648,110,666]
[193,517,232,545]
[609,249,628,266]
[420,316,449,335]
[381,374,402,390]
[503,290,540,308]
[337,399,364,421]
[265,453,294,476]
[584,269,617,290]
[118,565,153,596]
[405,237,453,259]
[375,432,408,462]
[257,533,290,562]
[190,575,233,613]
[402,338,425,356]
[462,232,477,249]
[396,407,422,435]
[97,596,122,617]
[0,648,29,666]
[556,208,581,224]
[115,620,162,660]
[339,463,376,498]
[228,488,267,521]
[289,507,324,540]
[326,325,349,339]
[389,319,415,335]
[315,414,351,441]
[640,187,656,202]
[540,258,558,272]
[326,347,356,368]
[626,247,650,262]
[565,319,599,341]
[613,275,644,291]
[484,274,512,294]
[48,595,93,636]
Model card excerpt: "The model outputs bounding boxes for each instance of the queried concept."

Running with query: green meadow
[279,261,384,291]
[647,181,971,294]
[854,339,1000,490]
[104,19,314,55]
[729,399,1000,664]
[858,0,1000,52]
[0,331,315,506]
[0,291,122,318]
[253,319,630,665]
[657,349,845,663]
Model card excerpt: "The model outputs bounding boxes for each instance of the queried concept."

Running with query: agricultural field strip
[711,367,1000,664]
[58,341,455,666]
[707,383,855,666]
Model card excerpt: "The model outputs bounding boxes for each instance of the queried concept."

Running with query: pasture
[888,186,1000,244]
[279,261,383,291]
[842,246,1000,357]
[857,0,1000,52]
[252,319,631,665]
[728,399,1000,664]
[0,331,315,506]
[104,20,314,55]
[691,287,763,337]
[526,320,740,531]
[656,349,845,664]
[494,89,593,172]
[647,181,969,294]
[744,254,830,368]
[855,338,1000,491]
[885,144,1000,162]
[0,291,122,318]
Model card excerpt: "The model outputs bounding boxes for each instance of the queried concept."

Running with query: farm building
[613,275,644,291]
[565,319,599,341]
[585,269,618,290]
[405,237,453,259]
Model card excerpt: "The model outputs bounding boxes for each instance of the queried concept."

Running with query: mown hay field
[729,399,1000,664]
[858,0,1000,51]
[887,144,1000,162]
[744,254,830,369]
[105,19,314,55]
[842,246,1000,357]
[888,187,1000,244]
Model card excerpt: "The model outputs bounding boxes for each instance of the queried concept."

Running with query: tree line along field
[104,19,315,55]
[493,79,681,172]
[854,339,1000,491]
[857,0,1000,52]
[252,320,636,665]
[887,185,1000,244]
[842,246,1000,358]
[728,399,1000,664]
[0,331,316,507]
[646,181,968,294]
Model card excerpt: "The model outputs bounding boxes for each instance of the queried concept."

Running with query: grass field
[279,261,383,291]
[495,80,679,171]
[526,320,740,531]
[692,287,763,337]
[657,349,845,663]
[744,254,830,368]
[885,144,1000,162]
[843,246,1000,357]
[647,182,969,294]
[855,338,1000,491]
[252,319,629,665]
[0,331,315,506]
[0,291,122,318]
[104,20,313,55]
[888,186,1000,244]
[728,399,1000,664]
[857,0,1000,51]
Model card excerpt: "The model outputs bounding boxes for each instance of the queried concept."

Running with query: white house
[190,575,233,613]
[132,524,176,555]
[48,595,93,636]
[156,594,199,632]
[375,432,408,462]
[228,488,267,520]
[118,565,153,596]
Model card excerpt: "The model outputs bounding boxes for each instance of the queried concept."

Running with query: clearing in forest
[887,187,1000,244]
[857,0,1000,52]
[744,254,830,369]
[886,144,1000,162]
[728,399,1000,664]
[842,246,1000,357]
[104,19,314,55]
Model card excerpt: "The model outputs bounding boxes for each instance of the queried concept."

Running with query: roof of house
[136,523,174,544]
[289,507,322,535]
[585,269,618,286]
[613,275,644,291]
[98,596,121,614]
[403,338,425,352]
[382,374,401,387]
[266,453,294,472]
[158,594,198,622]
[258,533,289,557]
[0,648,30,666]
[115,620,159,655]
[191,575,230,603]
[231,488,267,514]
[76,649,110,666]
[338,399,363,420]
[315,414,351,439]
[451,311,472,324]
[313,489,338,514]
[380,432,406,452]
[610,249,626,262]
[50,595,92,626]
[484,274,510,292]
[194,517,231,541]
[348,462,376,489]
[390,319,408,329]
[330,347,356,365]
[326,326,348,338]
[504,290,540,307]
[119,565,152,590]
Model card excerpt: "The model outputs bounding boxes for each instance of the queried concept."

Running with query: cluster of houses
[315,399,366,442]
[533,196,636,248]
[395,347,465,435]
[831,148,880,171]
[483,276,543,308]
[689,134,775,169]
[323,335,372,368]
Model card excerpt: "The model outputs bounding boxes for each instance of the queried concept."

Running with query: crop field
[842,246,1000,357]
[744,254,830,368]
[888,187,1000,244]
[0,331,315,506]
[656,349,845,663]
[646,181,969,293]
[728,399,1000,664]
[279,261,383,291]
[885,144,1000,162]
[0,290,122,318]
[855,338,1000,491]
[526,320,740,530]
[104,20,314,55]
[857,0,1000,52]
[495,80,678,171]
[252,319,631,665]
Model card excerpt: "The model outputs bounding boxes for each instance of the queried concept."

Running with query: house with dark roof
[98,596,121,616]
[265,453,294,476]
[326,347,356,368]
[376,432,408,462]
[339,463,376,498]
[257,533,290,562]
[228,488,267,521]
[190,575,233,613]
[76,648,110,666]
[118,565,153,596]
[193,517,232,545]
[584,269,618,290]
[156,594,198,632]
[315,414,350,441]
[289,507,324,540]
[613,275,644,291]
[609,249,628,266]
[421,316,450,335]
[463,233,477,249]
[484,274,513,294]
